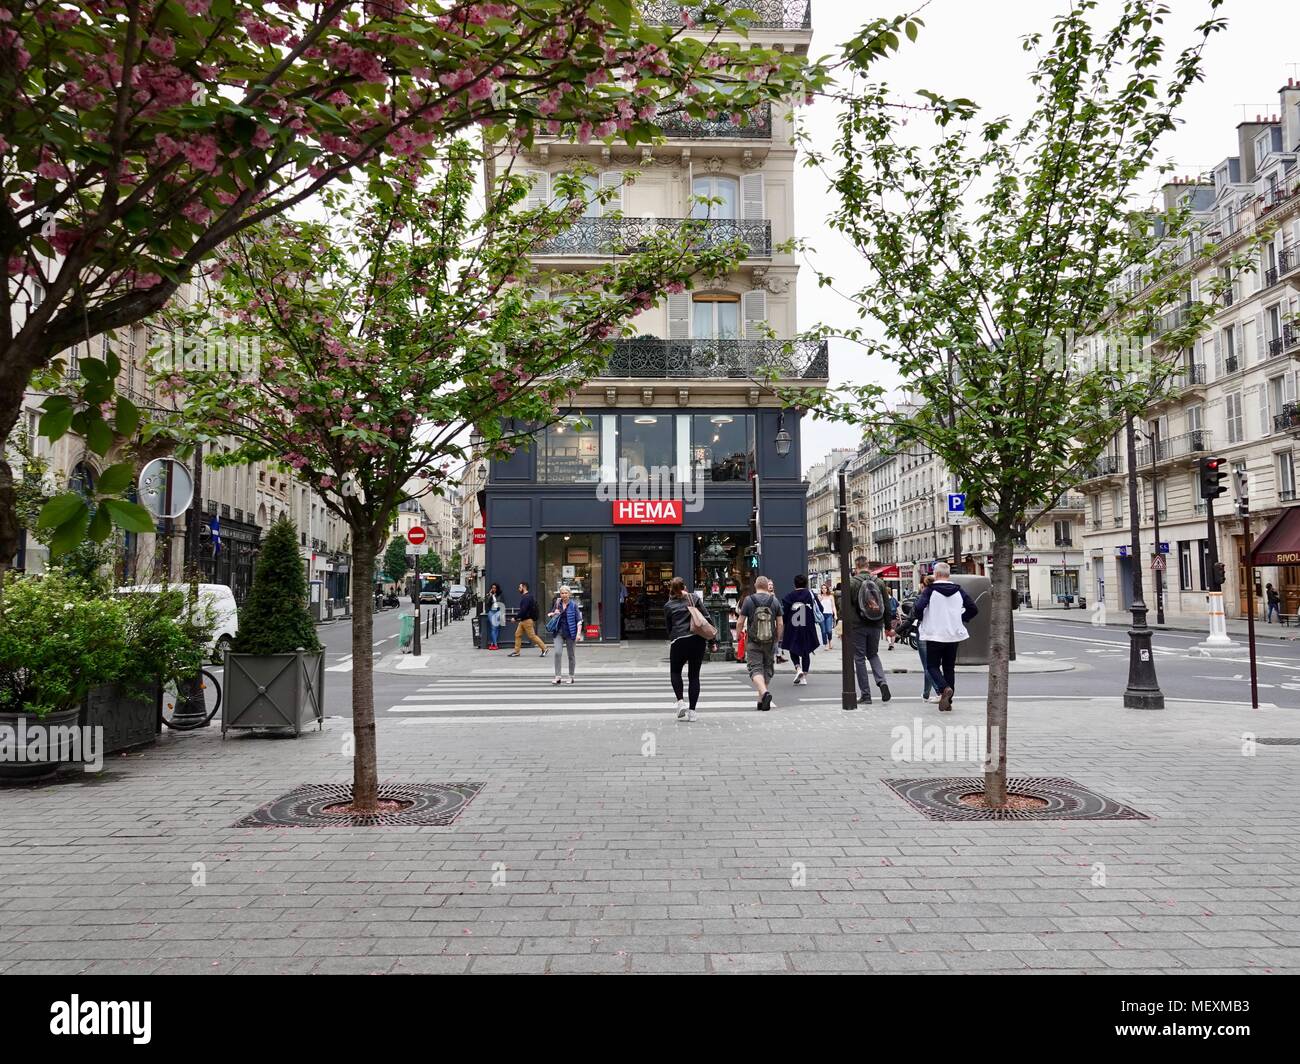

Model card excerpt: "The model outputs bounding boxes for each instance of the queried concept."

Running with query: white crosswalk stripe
[383,673,762,720]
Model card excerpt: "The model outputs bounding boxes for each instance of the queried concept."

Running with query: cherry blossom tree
[0,0,827,572]
[165,142,749,812]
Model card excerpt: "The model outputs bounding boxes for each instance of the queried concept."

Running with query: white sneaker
[686,709,698,723]
[675,699,687,719]
[792,670,804,685]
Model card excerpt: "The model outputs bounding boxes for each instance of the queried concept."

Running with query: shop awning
[1250,507,1300,565]
[872,564,900,579]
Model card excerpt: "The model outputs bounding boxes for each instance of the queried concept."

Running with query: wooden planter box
[0,706,84,782]
[222,652,324,737]
[80,683,161,756]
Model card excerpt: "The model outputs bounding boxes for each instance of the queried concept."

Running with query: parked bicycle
[161,668,223,730]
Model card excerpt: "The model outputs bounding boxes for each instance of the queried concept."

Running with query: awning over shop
[872,564,900,579]
[1250,507,1300,565]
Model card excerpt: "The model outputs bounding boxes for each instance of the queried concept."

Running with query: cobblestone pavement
[1,693,1298,975]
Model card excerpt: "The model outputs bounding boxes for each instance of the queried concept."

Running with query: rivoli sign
[613,499,684,525]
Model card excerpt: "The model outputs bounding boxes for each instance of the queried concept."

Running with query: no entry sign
[406,526,426,546]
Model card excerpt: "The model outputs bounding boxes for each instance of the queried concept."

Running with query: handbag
[687,597,717,640]
[810,591,825,626]
[545,607,563,636]
[735,630,746,661]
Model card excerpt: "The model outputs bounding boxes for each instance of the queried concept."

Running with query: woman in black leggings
[663,576,707,723]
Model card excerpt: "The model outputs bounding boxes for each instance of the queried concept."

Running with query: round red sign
[405,526,427,546]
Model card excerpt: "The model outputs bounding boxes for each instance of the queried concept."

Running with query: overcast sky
[796,0,1300,473]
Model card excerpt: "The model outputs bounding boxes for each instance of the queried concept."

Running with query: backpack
[851,575,885,624]
[748,594,777,645]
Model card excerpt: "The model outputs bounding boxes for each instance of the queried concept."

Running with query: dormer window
[1255,131,1273,168]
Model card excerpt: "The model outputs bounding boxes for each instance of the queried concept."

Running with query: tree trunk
[349,530,379,813]
[984,533,1015,806]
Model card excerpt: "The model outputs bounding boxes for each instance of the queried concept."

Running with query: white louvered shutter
[741,173,765,221]
[1287,371,1298,406]
[742,289,768,339]
[667,291,690,339]
[1213,331,1223,378]
[1259,384,1270,438]
[523,168,549,210]
[1256,313,1266,361]
[600,171,624,216]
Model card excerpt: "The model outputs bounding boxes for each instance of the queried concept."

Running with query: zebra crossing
[385,671,764,722]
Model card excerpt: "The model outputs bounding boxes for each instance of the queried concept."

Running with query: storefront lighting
[634,415,658,425]
[710,415,734,425]
[775,410,792,458]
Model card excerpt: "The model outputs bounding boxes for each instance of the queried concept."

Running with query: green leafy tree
[232,516,321,656]
[450,550,462,578]
[381,537,411,585]
[425,552,444,576]
[167,141,749,812]
[2,0,826,571]
[796,1,1236,805]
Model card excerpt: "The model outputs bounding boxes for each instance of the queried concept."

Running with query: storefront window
[538,533,603,638]
[617,414,674,480]
[539,416,601,483]
[692,414,753,482]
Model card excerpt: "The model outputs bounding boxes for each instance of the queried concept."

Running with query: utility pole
[837,462,856,711]
[1149,420,1165,625]
[173,442,210,726]
[1123,415,1163,709]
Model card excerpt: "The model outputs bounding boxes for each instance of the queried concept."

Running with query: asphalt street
[305,606,1300,719]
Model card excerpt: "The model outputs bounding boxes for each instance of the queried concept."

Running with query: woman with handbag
[781,573,822,686]
[664,577,714,722]
[818,581,837,649]
[485,582,505,651]
[546,584,582,685]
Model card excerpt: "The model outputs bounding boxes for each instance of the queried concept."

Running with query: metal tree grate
[884,776,1149,822]
[235,782,484,828]
[1255,738,1300,746]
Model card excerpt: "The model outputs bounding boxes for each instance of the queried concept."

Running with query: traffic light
[1199,456,1228,500]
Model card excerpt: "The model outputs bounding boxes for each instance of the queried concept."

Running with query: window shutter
[667,291,690,339]
[599,171,624,216]
[1259,384,1270,437]
[1256,313,1266,361]
[741,173,765,221]
[1287,371,1297,405]
[742,289,768,339]
[523,168,549,210]
[1213,331,1223,378]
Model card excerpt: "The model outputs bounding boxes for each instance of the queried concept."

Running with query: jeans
[514,618,546,652]
[918,639,932,698]
[924,640,959,696]
[852,625,886,697]
[553,631,576,677]
[670,634,706,710]
[1267,602,1280,623]
[820,615,835,645]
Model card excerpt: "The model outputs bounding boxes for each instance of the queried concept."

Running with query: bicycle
[161,667,223,730]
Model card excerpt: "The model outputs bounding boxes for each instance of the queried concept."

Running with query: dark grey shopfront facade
[483,407,811,642]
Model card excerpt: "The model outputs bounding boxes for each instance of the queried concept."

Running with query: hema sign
[612,500,684,525]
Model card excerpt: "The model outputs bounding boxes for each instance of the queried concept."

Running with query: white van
[115,583,239,664]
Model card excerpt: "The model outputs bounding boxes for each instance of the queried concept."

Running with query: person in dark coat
[781,573,822,686]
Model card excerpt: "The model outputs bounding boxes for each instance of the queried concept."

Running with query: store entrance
[619,536,676,639]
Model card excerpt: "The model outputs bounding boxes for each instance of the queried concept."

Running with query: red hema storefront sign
[612,499,683,525]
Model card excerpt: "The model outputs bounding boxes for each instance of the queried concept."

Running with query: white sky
[796,0,1300,471]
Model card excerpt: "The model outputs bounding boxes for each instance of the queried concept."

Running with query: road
[302,608,1300,720]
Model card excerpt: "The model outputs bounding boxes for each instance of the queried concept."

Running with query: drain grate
[235,782,484,828]
[884,776,1149,822]
[1255,738,1300,746]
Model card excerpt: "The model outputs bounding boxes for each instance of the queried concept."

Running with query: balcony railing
[1267,325,1300,359]
[1055,538,1073,548]
[534,216,771,257]
[873,527,896,543]
[1193,501,1207,516]
[1281,487,1298,502]
[647,0,812,30]
[1224,354,1240,375]
[1134,429,1212,467]
[658,103,771,140]
[599,337,828,380]
[1083,455,1121,479]
[1275,403,1300,434]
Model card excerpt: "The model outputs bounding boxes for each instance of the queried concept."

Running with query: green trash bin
[398,612,414,652]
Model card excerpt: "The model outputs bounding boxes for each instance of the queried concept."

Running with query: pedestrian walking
[546,584,582,685]
[484,582,505,650]
[912,562,979,712]
[508,581,548,657]
[818,581,837,649]
[1266,582,1281,623]
[885,588,900,651]
[895,576,935,701]
[664,577,711,722]
[738,575,784,711]
[781,574,822,685]
[849,557,893,705]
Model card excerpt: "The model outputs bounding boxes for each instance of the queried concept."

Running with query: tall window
[1186,403,1203,432]
[617,414,675,477]
[691,414,754,482]
[691,293,740,339]
[1278,451,1296,499]
[539,416,601,483]
[1226,391,1243,443]
[690,175,738,220]
[1178,540,1193,590]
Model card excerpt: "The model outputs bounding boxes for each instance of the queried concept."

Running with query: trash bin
[398,613,414,652]
[951,575,1016,666]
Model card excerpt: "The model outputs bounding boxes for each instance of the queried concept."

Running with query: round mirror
[137,458,194,519]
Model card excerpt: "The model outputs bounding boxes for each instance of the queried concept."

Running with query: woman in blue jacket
[547,585,582,685]
[781,573,822,686]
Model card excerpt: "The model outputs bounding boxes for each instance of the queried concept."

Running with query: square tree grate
[235,782,484,828]
[884,776,1149,822]
[1255,738,1300,746]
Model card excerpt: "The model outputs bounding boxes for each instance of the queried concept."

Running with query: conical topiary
[232,516,322,655]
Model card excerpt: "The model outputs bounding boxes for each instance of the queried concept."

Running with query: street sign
[405,526,426,546]
[947,493,966,514]
[473,527,486,544]
[1158,541,1170,554]
[1150,554,1167,571]
[138,458,194,520]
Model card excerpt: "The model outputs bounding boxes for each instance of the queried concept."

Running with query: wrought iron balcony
[872,527,896,543]
[1267,325,1300,359]
[1134,429,1212,468]
[1281,488,1298,502]
[1224,354,1240,374]
[1082,455,1121,480]
[647,0,812,30]
[1275,403,1300,434]
[1180,363,1207,387]
[658,103,772,140]
[600,337,828,380]
[1048,493,1087,511]
[534,216,771,257]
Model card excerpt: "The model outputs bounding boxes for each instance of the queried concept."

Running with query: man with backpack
[739,576,785,712]
[849,557,893,705]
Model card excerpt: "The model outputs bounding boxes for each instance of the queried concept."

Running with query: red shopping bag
[735,630,746,661]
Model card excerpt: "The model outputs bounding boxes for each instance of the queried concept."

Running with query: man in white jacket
[912,562,979,712]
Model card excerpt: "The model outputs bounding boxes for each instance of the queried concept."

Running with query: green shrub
[118,587,212,696]
[232,516,321,656]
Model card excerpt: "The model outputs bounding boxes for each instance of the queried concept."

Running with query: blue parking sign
[947,493,966,514]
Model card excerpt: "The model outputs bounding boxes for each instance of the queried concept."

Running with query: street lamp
[774,410,792,458]
[1122,413,1164,710]
[1134,423,1166,625]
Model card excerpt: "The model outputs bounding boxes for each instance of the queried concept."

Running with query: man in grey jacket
[849,557,892,706]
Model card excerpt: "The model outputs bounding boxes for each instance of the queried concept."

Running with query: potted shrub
[0,569,128,780]
[222,516,324,736]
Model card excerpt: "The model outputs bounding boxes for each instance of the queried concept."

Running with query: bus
[418,572,445,604]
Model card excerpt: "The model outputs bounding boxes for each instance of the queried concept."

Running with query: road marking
[391,700,762,713]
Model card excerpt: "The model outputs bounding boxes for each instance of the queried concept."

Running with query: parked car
[447,585,469,603]
[115,582,239,665]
